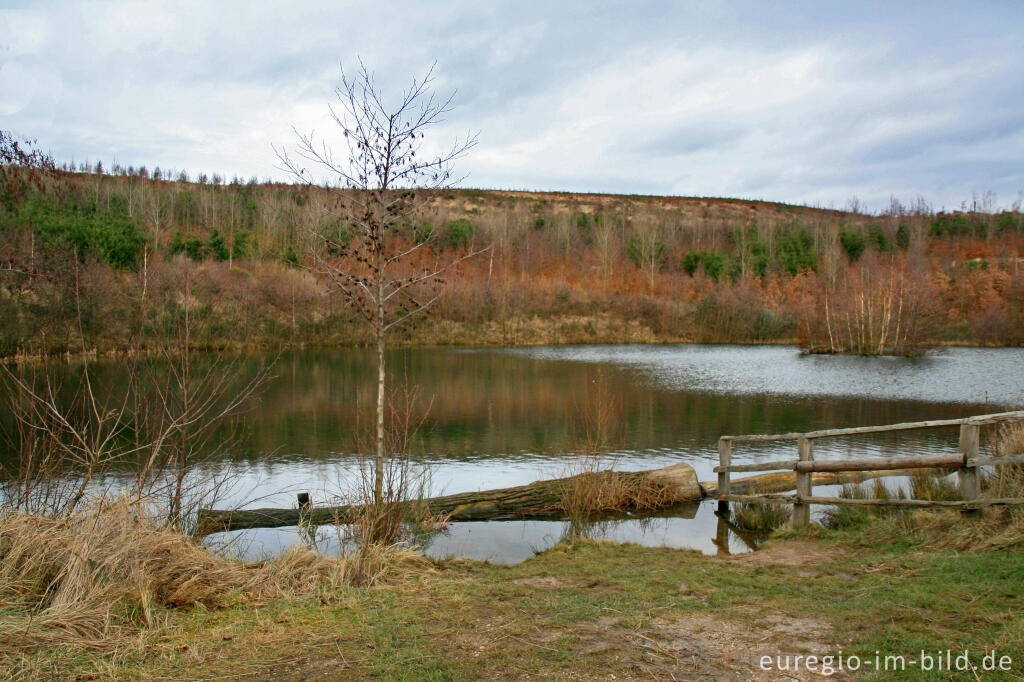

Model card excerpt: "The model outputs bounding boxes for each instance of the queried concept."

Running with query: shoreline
[3,330,1021,365]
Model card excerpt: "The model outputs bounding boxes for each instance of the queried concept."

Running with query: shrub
[231,230,250,260]
[168,231,186,256]
[574,212,593,245]
[184,235,203,260]
[994,211,1021,234]
[748,239,769,277]
[895,223,910,250]
[681,250,701,275]
[447,218,474,250]
[867,225,892,252]
[18,195,144,268]
[626,234,667,271]
[776,229,817,274]
[413,221,432,244]
[282,244,301,268]
[208,230,229,261]
[838,227,866,262]
[701,251,728,281]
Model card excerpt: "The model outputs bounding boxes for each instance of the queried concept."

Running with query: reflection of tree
[0,350,978,474]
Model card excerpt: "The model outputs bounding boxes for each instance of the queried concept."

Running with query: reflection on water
[4,344,1022,563]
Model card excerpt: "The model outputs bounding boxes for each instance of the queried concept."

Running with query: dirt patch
[569,611,847,680]
[730,539,842,568]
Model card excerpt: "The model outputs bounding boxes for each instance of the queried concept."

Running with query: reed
[0,497,424,653]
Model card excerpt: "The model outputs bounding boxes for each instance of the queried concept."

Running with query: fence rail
[715,410,1024,527]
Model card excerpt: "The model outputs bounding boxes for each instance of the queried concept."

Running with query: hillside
[1,168,1022,357]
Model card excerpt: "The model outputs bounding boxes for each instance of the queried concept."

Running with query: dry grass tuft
[556,368,675,534]
[0,498,424,653]
[732,502,789,532]
[557,467,676,521]
[904,421,1024,551]
[839,421,1024,551]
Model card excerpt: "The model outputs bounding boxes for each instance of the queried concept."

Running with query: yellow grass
[0,497,425,653]
[847,421,1024,551]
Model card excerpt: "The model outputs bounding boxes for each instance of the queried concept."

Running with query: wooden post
[714,512,731,556]
[717,438,732,513]
[297,492,311,510]
[959,423,980,518]
[792,437,814,528]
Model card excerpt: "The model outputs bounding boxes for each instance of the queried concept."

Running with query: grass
[5,422,1024,678]
[0,498,423,656]
[824,422,1024,552]
[732,501,790,532]
[5,524,1023,680]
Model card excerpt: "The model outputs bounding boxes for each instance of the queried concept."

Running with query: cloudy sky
[1,1,1021,211]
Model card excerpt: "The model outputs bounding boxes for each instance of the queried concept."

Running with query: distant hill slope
[1,171,1022,356]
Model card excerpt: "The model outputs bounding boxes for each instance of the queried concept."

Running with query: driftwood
[196,463,916,535]
[198,462,702,534]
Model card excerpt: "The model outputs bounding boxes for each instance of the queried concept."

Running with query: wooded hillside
[2,166,1022,356]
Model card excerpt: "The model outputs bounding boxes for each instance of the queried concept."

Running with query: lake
[5,344,1023,562]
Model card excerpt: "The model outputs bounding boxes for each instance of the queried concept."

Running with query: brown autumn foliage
[1,165,1022,356]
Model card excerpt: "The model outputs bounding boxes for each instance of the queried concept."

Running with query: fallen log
[196,464,924,535]
[198,462,703,534]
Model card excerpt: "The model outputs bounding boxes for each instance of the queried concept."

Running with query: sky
[1,1,1022,212]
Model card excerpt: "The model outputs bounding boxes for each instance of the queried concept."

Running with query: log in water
[197,463,701,534]
[196,463,915,534]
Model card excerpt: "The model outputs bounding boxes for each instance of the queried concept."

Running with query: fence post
[792,437,814,528]
[717,438,732,514]
[714,513,731,556]
[959,422,980,518]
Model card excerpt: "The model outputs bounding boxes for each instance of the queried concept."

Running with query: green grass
[7,531,1024,680]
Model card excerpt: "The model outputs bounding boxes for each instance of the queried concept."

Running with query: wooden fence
[714,410,1024,527]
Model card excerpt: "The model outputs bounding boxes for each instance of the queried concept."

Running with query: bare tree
[276,62,487,523]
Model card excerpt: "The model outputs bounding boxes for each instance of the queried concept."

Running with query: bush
[895,223,910,250]
[413,221,432,244]
[681,251,701,276]
[776,229,817,274]
[701,252,728,281]
[208,230,229,261]
[867,225,892,252]
[184,235,203,260]
[231,230,250,260]
[168,231,186,256]
[282,244,301,268]
[447,218,474,250]
[838,227,866,262]
[18,195,144,268]
[748,239,769,277]
[994,211,1022,233]
[574,212,593,245]
[627,235,667,271]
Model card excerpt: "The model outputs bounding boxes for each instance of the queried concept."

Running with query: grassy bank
[6,520,1022,681]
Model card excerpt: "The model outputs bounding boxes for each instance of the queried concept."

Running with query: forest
[1,157,1022,358]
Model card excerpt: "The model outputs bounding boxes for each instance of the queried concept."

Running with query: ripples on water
[8,344,1024,562]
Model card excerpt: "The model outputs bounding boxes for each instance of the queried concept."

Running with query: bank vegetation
[2,156,1023,358]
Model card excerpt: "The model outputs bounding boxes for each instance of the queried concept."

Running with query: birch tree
[277,62,485,526]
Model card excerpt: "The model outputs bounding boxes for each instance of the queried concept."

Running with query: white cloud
[1,1,1021,210]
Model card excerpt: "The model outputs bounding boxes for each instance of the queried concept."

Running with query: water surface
[6,344,1023,562]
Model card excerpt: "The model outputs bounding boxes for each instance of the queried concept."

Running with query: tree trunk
[197,463,702,534]
[374,248,385,509]
[196,465,922,535]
